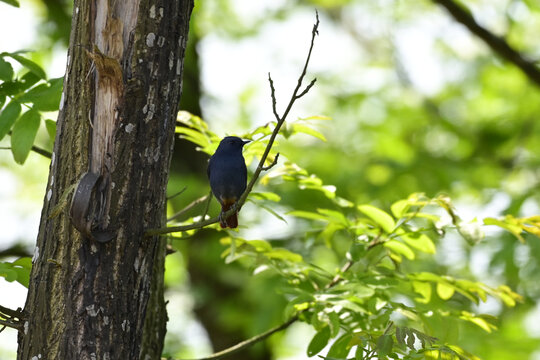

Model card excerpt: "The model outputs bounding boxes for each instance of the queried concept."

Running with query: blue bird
[207,136,249,228]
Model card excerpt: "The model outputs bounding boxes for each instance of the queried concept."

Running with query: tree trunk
[17,0,193,359]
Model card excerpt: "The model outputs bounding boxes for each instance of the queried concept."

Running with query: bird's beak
[242,140,251,146]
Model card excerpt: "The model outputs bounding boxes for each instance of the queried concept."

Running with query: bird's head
[217,136,250,152]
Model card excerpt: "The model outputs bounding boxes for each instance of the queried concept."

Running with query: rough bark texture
[17,0,193,359]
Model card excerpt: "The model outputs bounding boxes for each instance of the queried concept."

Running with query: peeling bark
[17,0,193,359]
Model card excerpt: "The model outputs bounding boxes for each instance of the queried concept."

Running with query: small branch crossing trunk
[17,0,193,359]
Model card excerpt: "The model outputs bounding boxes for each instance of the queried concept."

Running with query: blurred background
[1,0,540,359]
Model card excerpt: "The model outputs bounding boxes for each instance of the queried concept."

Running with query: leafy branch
[146,11,320,237]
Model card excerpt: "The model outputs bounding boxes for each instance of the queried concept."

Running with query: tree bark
[17,0,193,359]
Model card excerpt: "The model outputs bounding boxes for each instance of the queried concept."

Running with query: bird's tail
[221,202,238,228]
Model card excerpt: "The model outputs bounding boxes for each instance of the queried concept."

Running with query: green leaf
[307,326,331,357]
[245,239,272,252]
[13,257,32,268]
[175,126,211,150]
[45,119,56,141]
[1,268,18,282]
[412,281,431,303]
[253,201,288,223]
[333,196,354,208]
[0,0,19,7]
[376,334,394,358]
[401,233,436,254]
[459,312,497,333]
[320,222,345,247]
[0,100,22,140]
[317,208,348,225]
[19,71,41,91]
[347,243,366,262]
[395,327,406,346]
[12,267,30,287]
[0,257,31,287]
[265,248,303,262]
[18,77,63,111]
[391,199,410,218]
[298,115,332,121]
[292,124,327,141]
[11,109,41,164]
[7,54,46,79]
[437,282,456,300]
[358,204,395,233]
[327,333,352,358]
[328,311,341,338]
[288,210,329,222]
[384,240,415,260]
[250,191,281,202]
[495,285,521,307]
[355,346,364,360]
[0,57,14,81]
[484,217,524,243]
[405,329,415,350]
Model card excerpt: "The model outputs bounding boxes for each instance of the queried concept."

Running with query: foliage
[0,257,31,288]
[0,52,60,163]
[170,111,527,359]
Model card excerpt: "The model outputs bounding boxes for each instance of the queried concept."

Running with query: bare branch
[0,318,22,331]
[261,153,280,171]
[146,215,218,236]
[0,304,24,331]
[172,316,298,360]
[0,144,52,159]
[202,190,212,220]
[325,260,354,289]
[167,186,187,201]
[296,78,317,100]
[146,11,320,237]
[167,193,210,222]
[268,73,280,122]
[236,10,320,209]
[432,0,540,87]
[0,305,24,319]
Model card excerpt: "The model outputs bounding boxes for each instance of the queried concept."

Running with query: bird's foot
[218,210,228,227]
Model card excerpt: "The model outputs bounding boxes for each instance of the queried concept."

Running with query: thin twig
[261,153,280,171]
[432,0,540,87]
[167,193,209,222]
[0,305,24,319]
[146,11,320,237]
[325,260,354,289]
[0,318,22,331]
[173,316,298,360]
[31,145,52,159]
[202,190,212,220]
[167,186,187,201]
[0,145,52,159]
[235,10,319,210]
[0,305,24,331]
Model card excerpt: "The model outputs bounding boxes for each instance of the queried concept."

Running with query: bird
[207,136,249,228]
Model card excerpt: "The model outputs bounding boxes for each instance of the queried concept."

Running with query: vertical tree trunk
[17,0,193,359]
